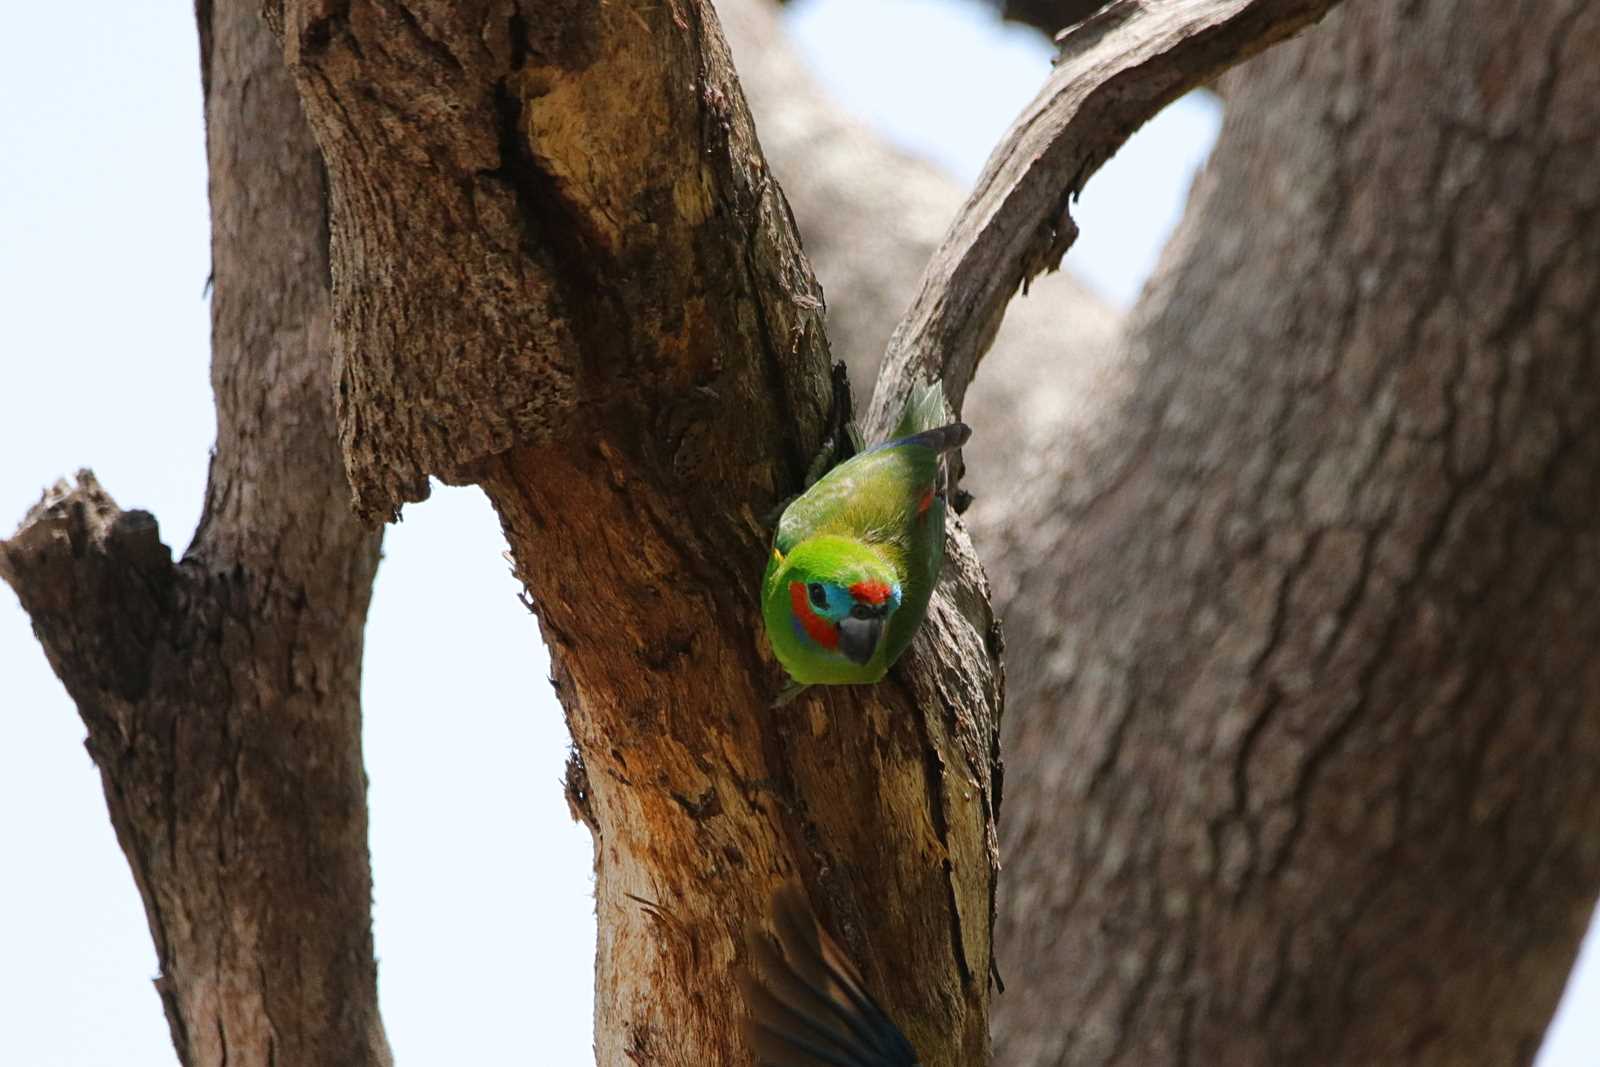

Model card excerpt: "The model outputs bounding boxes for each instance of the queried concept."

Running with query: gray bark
[0,2,388,1065]
[986,1,1600,1064]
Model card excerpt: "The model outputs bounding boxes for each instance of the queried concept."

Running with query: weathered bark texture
[272,2,1002,1065]
[988,1,1600,1064]
[266,0,1355,1062]
[0,4,388,1066]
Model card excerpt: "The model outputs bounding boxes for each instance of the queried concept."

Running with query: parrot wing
[741,883,922,1067]
[774,425,969,558]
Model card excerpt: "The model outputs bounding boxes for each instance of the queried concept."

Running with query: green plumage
[762,382,969,694]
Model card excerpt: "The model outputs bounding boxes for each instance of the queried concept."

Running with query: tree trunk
[270,1,1004,1064]
[0,3,388,1066]
[987,1,1600,1064]
[263,0,1338,1063]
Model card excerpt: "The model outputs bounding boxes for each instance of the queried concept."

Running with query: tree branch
[2,4,387,1065]
[865,0,1343,439]
[274,2,1002,1064]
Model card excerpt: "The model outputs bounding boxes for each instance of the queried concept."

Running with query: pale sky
[1,1,1594,1064]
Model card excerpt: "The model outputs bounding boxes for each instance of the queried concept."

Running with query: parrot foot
[772,681,811,708]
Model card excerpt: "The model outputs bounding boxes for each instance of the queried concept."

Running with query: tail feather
[892,381,951,440]
[741,883,922,1067]
[881,381,968,457]
[864,421,970,458]
[891,422,970,456]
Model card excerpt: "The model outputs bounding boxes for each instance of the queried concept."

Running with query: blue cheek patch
[792,584,856,655]
[793,609,848,658]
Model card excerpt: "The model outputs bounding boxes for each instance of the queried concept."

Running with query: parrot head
[765,534,904,677]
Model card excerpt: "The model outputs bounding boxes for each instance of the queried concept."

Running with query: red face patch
[917,486,936,517]
[790,581,838,649]
[849,581,892,606]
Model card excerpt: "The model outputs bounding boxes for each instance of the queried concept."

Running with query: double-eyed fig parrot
[741,882,921,1067]
[762,382,969,699]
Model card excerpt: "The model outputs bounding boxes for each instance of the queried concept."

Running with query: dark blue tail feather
[866,422,971,457]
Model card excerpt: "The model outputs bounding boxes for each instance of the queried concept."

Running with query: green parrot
[761,382,969,699]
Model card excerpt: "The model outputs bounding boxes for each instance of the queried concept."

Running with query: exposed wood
[0,3,387,1065]
[272,2,1002,1064]
[984,0,1600,1063]
[865,0,1343,440]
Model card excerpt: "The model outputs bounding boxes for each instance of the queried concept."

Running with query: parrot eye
[807,582,829,609]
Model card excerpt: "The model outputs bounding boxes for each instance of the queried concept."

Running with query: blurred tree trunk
[0,2,388,1065]
[984,1,1600,1064]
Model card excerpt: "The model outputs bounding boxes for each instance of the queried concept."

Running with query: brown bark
[269,2,1343,1066]
[26,0,1587,1064]
[272,2,1003,1065]
[0,4,387,1066]
[987,1,1600,1064]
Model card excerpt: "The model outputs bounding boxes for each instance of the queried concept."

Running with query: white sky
[0,1,1594,1064]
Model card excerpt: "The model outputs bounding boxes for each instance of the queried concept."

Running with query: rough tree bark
[987,1,1600,1064]
[0,3,388,1066]
[259,0,1336,1064]
[28,0,1544,1064]
[267,1,1005,1064]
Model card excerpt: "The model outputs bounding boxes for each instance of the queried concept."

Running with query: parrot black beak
[838,605,887,665]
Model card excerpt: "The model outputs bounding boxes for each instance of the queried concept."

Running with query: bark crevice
[985,2,1600,1063]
